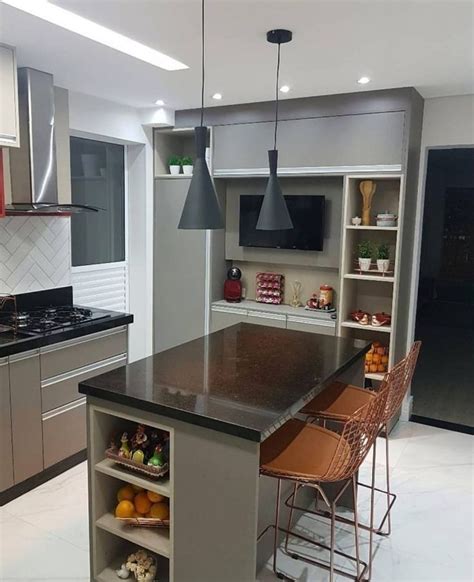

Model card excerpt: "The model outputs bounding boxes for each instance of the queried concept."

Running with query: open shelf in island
[340,320,392,333]
[365,372,385,381]
[344,273,395,283]
[96,512,171,558]
[345,225,398,231]
[95,458,170,498]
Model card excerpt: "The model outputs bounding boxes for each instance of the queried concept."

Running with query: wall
[0,216,71,293]
[68,90,155,363]
[408,95,474,343]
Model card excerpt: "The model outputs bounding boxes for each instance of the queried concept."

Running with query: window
[70,137,125,266]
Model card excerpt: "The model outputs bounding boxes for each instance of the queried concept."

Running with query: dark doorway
[412,148,474,432]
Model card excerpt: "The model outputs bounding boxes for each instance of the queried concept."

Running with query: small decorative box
[256,273,284,304]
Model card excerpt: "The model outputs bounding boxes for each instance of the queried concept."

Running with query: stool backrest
[383,341,422,423]
[324,383,389,482]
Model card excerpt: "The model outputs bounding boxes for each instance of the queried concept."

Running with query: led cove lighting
[212,93,222,100]
[3,0,188,71]
[155,99,165,106]
[280,85,290,93]
[357,76,370,85]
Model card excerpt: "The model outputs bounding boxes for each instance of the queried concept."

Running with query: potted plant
[181,156,193,176]
[376,243,390,272]
[357,240,373,271]
[168,155,181,175]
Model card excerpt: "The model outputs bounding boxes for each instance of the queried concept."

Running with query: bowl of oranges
[115,483,170,528]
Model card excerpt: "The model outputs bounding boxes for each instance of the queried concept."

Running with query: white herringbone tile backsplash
[0,216,71,294]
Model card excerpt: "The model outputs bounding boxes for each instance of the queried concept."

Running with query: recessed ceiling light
[212,93,223,100]
[357,76,371,85]
[155,99,165,106]
[3,0,188,71]
[280,85,290,93]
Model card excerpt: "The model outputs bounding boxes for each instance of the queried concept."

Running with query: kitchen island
[79,323,369,582]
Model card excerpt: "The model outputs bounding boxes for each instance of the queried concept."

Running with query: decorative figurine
[148,444,165,467]
[131,449,145,464]
[359,180,377,226]
[290,281,302,308]
[118,433,131,458]
[131,424,148,450]
[224,267,242,303]
[306,293,320,310]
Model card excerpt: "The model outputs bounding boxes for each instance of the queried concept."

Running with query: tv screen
[239,195,325,251]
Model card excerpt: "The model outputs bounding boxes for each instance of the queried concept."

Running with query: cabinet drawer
[41,353,127,412]
[211,308,248,332]
[247,311,286,329]
[40,327,127,379]
[286,316,336,336]
[42,398,87,468]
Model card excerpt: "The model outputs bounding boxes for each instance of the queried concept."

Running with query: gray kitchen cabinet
[154,178,207,353]
[286,315,336,336]
[212,112,404,173]
[9,350,43,484]
[0,44,19,148]
[247,310,286,328]
[0,357,14,492]
[211,307,248,332]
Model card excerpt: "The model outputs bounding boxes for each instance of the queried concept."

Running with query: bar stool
[258,384,388,581]
[300,341,421,536]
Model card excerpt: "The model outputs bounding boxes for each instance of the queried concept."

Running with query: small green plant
[357,240,373,259]
[181,156,193,166]
[168,155,181,166]
[377,243,390,260]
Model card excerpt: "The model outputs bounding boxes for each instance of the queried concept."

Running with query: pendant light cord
[200,0,205,127]
[273,42,281,150]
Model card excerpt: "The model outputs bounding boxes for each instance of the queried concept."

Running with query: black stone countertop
[0,310,133,358]
[79,323,370,442]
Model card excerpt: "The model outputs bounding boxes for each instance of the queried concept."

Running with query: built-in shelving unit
[338,174,404,382]
[88,404,173,581]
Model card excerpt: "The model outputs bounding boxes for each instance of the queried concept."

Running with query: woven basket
[105,448,169,479]
[116,517,170,528]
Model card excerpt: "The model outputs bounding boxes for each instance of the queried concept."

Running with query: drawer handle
[41,353,127,387]
[248,312,285,321]
[42,397,86,421]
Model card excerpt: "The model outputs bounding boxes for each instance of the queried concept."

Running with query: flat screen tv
[239,195,325,251]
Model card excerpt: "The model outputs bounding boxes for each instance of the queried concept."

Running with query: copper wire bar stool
[300,341,421,537]
[258,384,388,581]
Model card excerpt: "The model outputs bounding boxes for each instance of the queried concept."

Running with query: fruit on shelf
[365,341,389,375]
[115,500,135,518]
[147,490,165,503]
[117,484,135,502]
[148,502,170,520]
[134,491,152,515]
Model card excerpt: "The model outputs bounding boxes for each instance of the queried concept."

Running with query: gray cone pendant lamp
[178,0,223,230]
[256,29,293,231]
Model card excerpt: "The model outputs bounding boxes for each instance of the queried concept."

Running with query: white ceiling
[1,0,473,111]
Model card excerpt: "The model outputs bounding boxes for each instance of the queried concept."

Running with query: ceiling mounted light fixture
[357,76,371,85]
[178,0,223,230]
[155,99,165,106]
[212,93,223,100]
[280,85,290,93]
[256,29,293,231]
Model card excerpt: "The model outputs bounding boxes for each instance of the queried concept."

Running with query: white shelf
[154,174,192,179]
[341,320,392,333]
[345,225,398,231]
[95,459,170,498]
[344,274,395,283]
[96,512,170,558]
[365,372,385,381]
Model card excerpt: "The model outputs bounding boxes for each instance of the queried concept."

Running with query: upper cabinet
[212,111,405,175]
[0,44,19,148]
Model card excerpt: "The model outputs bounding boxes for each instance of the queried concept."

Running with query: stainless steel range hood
[7,68,99,215]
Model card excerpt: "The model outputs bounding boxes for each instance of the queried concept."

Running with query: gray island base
[80,323,368,581]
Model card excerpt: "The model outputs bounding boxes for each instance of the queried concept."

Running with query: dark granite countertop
[0,310,133,358]
[79,323,370,441]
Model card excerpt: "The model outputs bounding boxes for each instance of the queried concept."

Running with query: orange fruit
[134,491,152,515]
[117,485,135,502]
[115,500,135,518]
[146,491,165,503]
[131,484,144,493]
[149,502,169,520]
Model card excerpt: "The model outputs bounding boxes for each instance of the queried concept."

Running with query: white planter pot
[182,165,193,176]
[377,259,390,272]
[169,165,181,175]
[358,258,372,271]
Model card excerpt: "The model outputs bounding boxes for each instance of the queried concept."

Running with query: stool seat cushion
[300,382,375,420]
[260,419,351,482]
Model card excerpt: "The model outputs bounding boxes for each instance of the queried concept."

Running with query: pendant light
[178,0,223,230]
[256,29,293,231]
